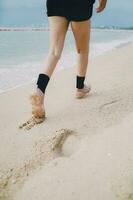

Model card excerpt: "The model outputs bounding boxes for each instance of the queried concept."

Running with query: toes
[19,118,34,129]
[24,117,45,130]
[24,120,36,130]
[19,116,45,130]
[19,123,25,129]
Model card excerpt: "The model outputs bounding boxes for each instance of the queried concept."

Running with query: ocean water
[0,29,133,93]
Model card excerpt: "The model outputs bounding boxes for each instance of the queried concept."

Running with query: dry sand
[0,42,133,200]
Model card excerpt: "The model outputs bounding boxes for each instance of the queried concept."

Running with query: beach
[0,42,133,200]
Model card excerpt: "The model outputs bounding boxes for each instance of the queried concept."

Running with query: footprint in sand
[34,128,80,158]
[50,128,81,157]
[0,128,81,200]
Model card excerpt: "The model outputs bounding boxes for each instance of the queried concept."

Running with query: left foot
[30,93,45,119]
[18,93,45,130]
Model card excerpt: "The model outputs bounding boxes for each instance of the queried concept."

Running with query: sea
[0,28,133,93]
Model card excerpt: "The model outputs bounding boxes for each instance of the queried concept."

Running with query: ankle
[33,89,44,104]
[36,88,44,97]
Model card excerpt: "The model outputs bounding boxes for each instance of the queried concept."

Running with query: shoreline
[0,40,133,96]
[0,27,133,32]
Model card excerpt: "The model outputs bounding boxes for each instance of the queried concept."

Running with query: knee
[48,47,62,60]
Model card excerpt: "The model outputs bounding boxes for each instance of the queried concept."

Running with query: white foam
[0,61,41,93]
[91,37,133,58]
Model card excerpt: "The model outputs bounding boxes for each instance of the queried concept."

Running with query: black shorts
[46,0,95,22]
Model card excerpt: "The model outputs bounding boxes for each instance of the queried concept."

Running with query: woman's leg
[71,19,91,76]
[71,20,91,98]
[41,16,69,77]
[31,16,69,118]
[19,16,70,130]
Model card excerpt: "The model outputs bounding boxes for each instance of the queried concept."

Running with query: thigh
[48,16,69,53]
[71,20,91,53]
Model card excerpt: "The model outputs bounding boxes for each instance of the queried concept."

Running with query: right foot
[75,84,91,99]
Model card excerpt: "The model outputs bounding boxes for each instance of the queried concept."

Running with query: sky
[92,0,133,27]
[0,0,133,27]
[0,0,41,8]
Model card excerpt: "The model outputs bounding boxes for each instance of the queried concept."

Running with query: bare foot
[75,84,91,99]
[19,116,45,130]
[18,93,46,130]
[29,93,45,119]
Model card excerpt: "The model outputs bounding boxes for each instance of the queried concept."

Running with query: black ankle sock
[76,75,85,89]
[36,73,50,93]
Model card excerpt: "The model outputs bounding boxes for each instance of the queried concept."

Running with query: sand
[0,42,133,200]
